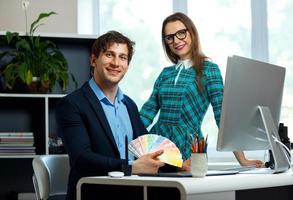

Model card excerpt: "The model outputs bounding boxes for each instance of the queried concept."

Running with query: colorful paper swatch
[128,134,183,167]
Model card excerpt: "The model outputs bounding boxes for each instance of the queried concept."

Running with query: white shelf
[0,155,36,159]
[0,31,97,39]
[0,93,66,98]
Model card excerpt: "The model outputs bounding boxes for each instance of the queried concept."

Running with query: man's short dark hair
[91,31,135,64]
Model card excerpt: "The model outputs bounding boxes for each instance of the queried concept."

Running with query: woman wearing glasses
[140,12,263,171]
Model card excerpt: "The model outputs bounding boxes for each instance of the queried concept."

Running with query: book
[0,132,33,137]
[0,137,34,142]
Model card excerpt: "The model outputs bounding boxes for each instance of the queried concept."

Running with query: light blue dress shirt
[89,78,134,161]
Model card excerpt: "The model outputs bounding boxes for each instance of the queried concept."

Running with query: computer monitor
[216,55,290,173]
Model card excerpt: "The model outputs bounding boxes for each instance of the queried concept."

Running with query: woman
[140,12,263,170]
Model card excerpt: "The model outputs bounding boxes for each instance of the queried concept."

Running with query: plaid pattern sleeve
[204,62,224,127]
[140,68,167,127]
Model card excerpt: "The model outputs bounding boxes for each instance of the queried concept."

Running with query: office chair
[32,154,70,200]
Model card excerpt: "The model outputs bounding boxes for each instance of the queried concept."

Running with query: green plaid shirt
[140,61,223,160]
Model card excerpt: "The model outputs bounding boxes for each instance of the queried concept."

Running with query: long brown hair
[161,12,207,92]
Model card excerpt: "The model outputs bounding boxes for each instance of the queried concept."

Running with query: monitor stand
[258,106,290,173]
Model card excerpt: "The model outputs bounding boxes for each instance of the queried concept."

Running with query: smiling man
[55,31,164,200]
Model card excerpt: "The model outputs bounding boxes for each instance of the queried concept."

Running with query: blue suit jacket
[55,82,147,199]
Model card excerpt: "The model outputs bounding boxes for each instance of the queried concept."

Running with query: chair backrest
[32,154,70,200]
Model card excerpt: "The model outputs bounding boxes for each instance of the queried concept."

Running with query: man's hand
[132,150,165,174]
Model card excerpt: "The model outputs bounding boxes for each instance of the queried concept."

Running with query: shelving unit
[0,33,96,199]
[0,93,65,157]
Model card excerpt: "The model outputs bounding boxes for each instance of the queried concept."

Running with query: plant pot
[27,77,50,93]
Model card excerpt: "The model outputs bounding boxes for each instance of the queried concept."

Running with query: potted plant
[0,11,77,93]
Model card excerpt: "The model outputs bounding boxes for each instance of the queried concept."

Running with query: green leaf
[42,73,49,82]
[18,63,29,83]
[16,39,31,52]
[3,63,19,87]
[25,69,33,85]
[30,11,57,35]
[5,31,19,44]
[31,23,45,34]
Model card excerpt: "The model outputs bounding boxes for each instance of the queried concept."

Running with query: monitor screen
[216,55,289,172]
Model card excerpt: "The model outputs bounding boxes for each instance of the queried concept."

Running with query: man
[55,31,164,200]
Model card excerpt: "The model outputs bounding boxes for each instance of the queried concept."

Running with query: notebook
[137,170,239,177]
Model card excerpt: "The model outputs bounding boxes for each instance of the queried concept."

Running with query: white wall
[0,0,77,34]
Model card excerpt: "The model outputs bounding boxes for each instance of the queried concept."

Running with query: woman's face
[164,20,192,60]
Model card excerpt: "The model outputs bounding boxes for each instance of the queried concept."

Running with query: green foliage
[0,12,77,92]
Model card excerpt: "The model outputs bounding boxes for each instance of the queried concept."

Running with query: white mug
[190,153,208,177]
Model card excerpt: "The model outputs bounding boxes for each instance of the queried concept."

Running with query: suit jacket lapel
[122,97,139,139]
[81,83,119,154]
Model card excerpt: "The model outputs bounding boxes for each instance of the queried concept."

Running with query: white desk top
[77,170,293,196]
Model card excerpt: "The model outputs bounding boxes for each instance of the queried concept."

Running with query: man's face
[91,43,129,88]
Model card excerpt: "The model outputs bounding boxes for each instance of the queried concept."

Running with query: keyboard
[223,166,275,174]
[137,170,239,177]
[206,170,239,176]
[223,165,257,172]
[238,168,274,174]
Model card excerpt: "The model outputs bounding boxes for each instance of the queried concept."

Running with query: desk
[76,170,293,200]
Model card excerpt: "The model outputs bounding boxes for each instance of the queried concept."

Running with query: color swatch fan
[128,134,183,167]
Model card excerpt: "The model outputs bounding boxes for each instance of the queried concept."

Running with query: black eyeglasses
[164,29,188,44]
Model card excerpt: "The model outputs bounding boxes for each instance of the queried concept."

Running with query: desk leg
[77,183,81,200]
[144,186,147,200]
[186,191,235,200]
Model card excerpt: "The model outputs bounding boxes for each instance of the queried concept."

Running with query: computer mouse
[108,171,125,178]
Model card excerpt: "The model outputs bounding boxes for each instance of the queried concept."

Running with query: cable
[272,135,291,167]
[263,143,270,159]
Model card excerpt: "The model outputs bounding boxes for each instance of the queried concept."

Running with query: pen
[123,135,132,176]
[204,134,208,153]
[191,140,196,153]
[195,136,199,153]
[199,138,205,153]
[125,135,128,163]
[190,134,196,153]
[191,135,209,153]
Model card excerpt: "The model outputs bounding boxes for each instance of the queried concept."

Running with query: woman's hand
[180,158,191,171]
[239,159,264,168]
[233,151,264,168]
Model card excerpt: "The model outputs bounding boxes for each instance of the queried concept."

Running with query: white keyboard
[223,165,257,172]
[223,166,275,174]
[238,168,274,174]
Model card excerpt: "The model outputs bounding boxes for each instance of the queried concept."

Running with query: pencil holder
[190,153,208,177]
